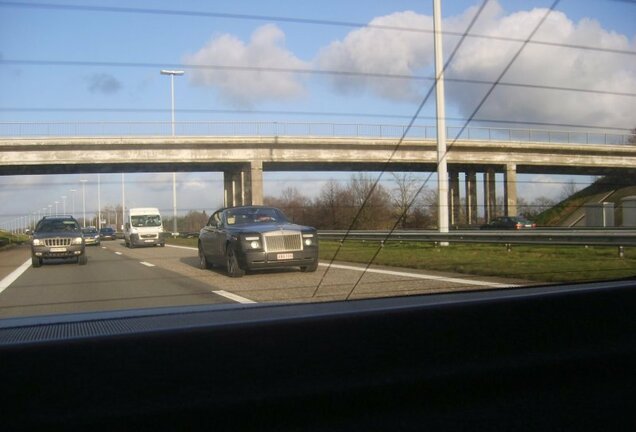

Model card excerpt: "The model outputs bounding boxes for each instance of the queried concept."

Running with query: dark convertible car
[198,206,319,277]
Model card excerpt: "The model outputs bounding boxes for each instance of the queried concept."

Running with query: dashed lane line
[212,290,256,304]
[0,259,32,294]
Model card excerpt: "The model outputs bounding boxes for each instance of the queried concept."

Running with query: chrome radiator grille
[44,238,72,247]
[263,231,302,253]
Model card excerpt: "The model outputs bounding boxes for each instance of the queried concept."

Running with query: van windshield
[130,215,162,228]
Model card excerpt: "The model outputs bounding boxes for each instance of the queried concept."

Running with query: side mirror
[25,229,32,235]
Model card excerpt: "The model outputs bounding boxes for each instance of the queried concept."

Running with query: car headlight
[72,237,83,245]
[32,239,42,246]
[302,233,315,246]
[245,236,261,249]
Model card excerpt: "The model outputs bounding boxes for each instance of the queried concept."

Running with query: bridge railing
[0,121,632,145]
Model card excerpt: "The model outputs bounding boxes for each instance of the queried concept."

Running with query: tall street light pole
[69,189,77,218]
[433,0,449,243]
[80,179,88,227]
[160,69,184,236]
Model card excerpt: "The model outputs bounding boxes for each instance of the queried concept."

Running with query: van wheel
[226,246,245,278]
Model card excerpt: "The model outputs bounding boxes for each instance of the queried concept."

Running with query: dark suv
[30,216,87,267]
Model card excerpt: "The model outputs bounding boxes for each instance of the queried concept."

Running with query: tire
[78,253,88,265]
[31,255,42,268]
[225,245,245,278]
[300,260,319,273]
[198,244,212,270]
[159,243,165,247]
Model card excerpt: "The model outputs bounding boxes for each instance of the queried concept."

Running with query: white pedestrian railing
[0,121,632,145]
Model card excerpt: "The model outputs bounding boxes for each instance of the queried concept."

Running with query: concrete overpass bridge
[1,121,634,224]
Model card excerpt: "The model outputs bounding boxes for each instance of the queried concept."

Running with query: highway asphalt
[0,241,527,319]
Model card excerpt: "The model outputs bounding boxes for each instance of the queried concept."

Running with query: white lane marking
[115,252,123,255]
[167,243,512,288]
[101,246,107,249]
[0,259,32,294]
[166,244,197,251]
[140,261,155,267]
[319,263,513,288]
[213,290,256,304]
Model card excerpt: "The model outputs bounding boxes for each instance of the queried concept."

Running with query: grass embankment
[0,230,28,250]
[167,237,636,283]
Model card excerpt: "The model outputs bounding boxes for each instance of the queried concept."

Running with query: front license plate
[276,253,294,260]
[144,239,154,243]
[50,247,67,252]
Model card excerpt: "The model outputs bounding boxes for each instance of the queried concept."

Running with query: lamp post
[80,179,88,227]
[97,174,101,230]
[54,201,59,216]
[160,69,184,236]
[61,195,67,215]
[69,189,77,218]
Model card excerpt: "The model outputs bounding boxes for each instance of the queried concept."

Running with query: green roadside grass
[0,230,28,250]
[166,237,636,284]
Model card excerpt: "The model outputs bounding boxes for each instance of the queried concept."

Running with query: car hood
[33,232,82,239]
[229,223,314,234]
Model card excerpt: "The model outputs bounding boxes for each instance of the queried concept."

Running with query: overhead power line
[1,59,634,99]
[0,1,634,56]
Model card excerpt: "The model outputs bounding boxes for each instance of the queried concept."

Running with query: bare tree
[390,173,421,228]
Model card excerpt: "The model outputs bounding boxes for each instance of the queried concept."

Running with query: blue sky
[0,0,634,228]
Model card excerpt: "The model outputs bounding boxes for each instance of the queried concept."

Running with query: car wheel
[31,255,42,268]
[78,254,88,265]
[300,260,319,272]
[198,245,212,270]
[225,245,245,278]
[159,243,165,247]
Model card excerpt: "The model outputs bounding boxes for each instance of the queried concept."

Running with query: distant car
[81,226,101,246]
[30,215,87,267]
[99,226,116,240]
[198,206,319,277]
[480,216,536,230]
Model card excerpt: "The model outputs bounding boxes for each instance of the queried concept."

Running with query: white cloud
[444,5,636,129]
[184,24,308,107]
[316,10,434,102]
[315,1,635,129]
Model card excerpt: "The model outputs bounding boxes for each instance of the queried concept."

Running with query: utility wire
[0,1,634,55]
[339,0,563,300]
[312,0,494,299]
[2,58,635,99]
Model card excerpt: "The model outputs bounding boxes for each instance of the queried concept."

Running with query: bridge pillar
[249,160,263,205]
[465,170,477,225]
[504,163,517,217]
[449,170,460,226]
[223,161,264,207]
[484,168,496,222]
[223,169,243,208]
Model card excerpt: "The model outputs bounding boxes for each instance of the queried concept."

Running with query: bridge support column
[449,170,460,227]
[249,160,263,205]
[465,170,477,225]
[223,161,264,207]
[223,169,243,208]
[504,163,517,217]
[484,168,496,222]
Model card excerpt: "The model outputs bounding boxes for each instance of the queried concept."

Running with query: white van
[124,208,165,248]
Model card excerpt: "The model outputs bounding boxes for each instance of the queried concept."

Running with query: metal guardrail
[0,121,633,145]
[318,229,636,247]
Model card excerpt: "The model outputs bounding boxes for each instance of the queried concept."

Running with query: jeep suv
[30,216,87,267]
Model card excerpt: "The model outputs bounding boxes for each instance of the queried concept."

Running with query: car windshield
[130,215,162,228]
[36,220,80,233]
[0,0,634,320]
[225,207,288,226]
[82,228,98,234]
